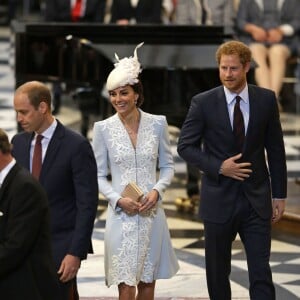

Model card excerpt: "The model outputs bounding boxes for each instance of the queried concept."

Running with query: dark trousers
[186,163,200,197]
[59,278,79,300]
[204,195,275,300]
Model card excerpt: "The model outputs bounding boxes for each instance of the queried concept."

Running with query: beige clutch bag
[121,182,144,202]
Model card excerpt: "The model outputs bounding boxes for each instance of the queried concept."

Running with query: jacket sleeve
[92,121,122,210]
[0,178,48,277]
[153,116,175,199]
[177,96,222,182]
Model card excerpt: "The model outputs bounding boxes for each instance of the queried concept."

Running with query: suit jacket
[11,121,98,269]
[110,0,163,24]
[177,84,287,223]
[0,164,63,300]
[45,0,106,22]
[208,0,234,26]
[174,0,213,25]
[236,0,300,53]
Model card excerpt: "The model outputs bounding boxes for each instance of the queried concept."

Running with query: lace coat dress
[92,110,179,287]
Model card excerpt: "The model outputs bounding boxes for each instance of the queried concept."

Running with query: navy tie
[233,96,245,152]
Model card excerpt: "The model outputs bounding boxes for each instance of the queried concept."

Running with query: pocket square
[0,211,3,217]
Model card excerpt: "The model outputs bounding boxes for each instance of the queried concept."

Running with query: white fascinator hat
[106,42,144,91]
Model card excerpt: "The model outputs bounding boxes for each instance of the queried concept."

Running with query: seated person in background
[171,0,212,25]
[207,0,236,27]
[44,0,106,22]
[44,0,107,115]
[235,0,300,111]
[109,0,165,24]
[172,0,236,26]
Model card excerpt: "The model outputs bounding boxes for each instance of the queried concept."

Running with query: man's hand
[57,254,81,282]
[220,153,252,181]
[272,199,286,223]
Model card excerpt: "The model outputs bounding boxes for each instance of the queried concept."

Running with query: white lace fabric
[92,110,179,286]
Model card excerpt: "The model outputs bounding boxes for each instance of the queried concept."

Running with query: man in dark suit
[44,0,107,115]
[44,0,106,22]
[177,40,287,300]
[0,128,63,300]
[109,0,164,24]
[11,81,99,300]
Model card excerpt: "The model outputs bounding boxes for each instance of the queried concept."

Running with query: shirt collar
[36,119,57,140]
[223,85,249,105]
[0,158,16,185]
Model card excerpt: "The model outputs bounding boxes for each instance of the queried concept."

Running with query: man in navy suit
[177,40,287,300]
[44,0,106,22]
[0,128,63,300]
[11,81,99,300]
[109,0,164,24]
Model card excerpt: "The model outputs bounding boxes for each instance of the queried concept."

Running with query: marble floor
[76,181,300,300]
[1,25,300,299]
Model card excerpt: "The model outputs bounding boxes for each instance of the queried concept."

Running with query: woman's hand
[267,28,283,43]
[245,24,268,42]
[118,197,141,214]
[139,189,159,213]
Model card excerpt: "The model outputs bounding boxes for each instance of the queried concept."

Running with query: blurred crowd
[1,0,300,214]
[0,1,240,26]
[1,0,299,106]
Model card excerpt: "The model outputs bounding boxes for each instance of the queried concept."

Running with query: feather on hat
[106,42,144,91]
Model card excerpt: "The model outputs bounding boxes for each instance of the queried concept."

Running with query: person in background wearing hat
[0,128,63,300]
[92,43,179,300]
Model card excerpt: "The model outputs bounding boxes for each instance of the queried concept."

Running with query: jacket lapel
[24,133,34,170]
[39,121,65,182]
[244,85,259,151]
[216,87,236,140]
[0,164,20,203]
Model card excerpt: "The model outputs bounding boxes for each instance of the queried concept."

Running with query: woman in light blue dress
[92,43,179,300]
